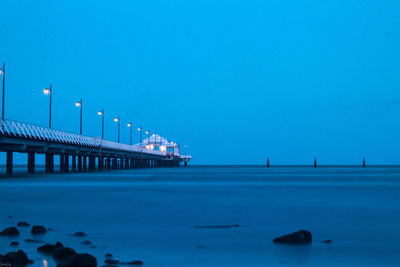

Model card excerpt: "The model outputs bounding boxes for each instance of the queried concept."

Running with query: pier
[0,119,191,175]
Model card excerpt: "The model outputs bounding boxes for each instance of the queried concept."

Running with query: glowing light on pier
[43,88,50,95]
[114,117,119,122]
[75,101,81,107]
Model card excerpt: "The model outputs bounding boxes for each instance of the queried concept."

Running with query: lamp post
[138,127,143,146]
[114,116,120,143]
[75,99,83,135]
[145,130,150,148]
[43,84,52,128]
[127,122,133,145]
[98,108,104,139]
[1,63,5,119]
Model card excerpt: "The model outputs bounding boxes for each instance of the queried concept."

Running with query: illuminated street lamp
[98,108,104,139]
[114,116,120,143]
[0,63,5,119]
[127,122,133,145]
[43,84,52,128]
[75,99,83,135]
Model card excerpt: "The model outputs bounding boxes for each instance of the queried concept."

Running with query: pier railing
[0,119,99,147]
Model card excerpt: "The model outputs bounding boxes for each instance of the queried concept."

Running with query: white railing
[0,119,187,158]
[0,119,99,147]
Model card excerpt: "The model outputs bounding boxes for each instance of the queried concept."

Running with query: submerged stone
[0,227,20,236]
[38,242,64,253]
[3,250,30,266]
[17,221,30,227]
[273,230,312,244]
[53,247,76,260]
[56,253,97,267]
[31,225,47,235]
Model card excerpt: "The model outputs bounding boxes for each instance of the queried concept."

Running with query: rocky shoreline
[0,221,143,267]
[1,219,333,266]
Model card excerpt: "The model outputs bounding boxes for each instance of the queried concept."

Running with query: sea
[1,166,400,266]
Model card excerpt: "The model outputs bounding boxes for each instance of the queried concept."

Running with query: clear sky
[1,0,400,165]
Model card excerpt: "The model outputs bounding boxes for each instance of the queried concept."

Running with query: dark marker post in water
[314,157,317,168]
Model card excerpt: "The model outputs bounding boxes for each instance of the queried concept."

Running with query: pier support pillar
[27,152,35,173]
[60,155,65,172]
[112,158,117,169]
[45,153,54,173]
[107,157,111,169]
[72,156,77,171]
[83,156,87,170]
[64,155,69,172]
[125,158,129,169]
[98,156,103,170]
[184,160,187,167]
[78,156,82,171]
[89,156,95,170]
[6,151,13,175]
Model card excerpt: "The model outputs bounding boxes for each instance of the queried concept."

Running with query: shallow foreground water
[1,166,400,266]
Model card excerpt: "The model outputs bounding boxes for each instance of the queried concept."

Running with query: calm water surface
[1,166,400,266]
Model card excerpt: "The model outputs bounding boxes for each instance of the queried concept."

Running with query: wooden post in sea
[363,157,366,168]
[267,157,270,168]
[314,157,317,168]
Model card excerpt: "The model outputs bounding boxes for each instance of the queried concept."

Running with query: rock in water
[17,221,30,227]
[273,230,312,244]
[73,232,87,237]
[38,242,64,253]
[31,225,47,235]
[56,253,97,267]
[4,250,30,265]
[322,239,332,244]
[0,227,20,236]
[10,241,20,247]
[105,253,113,258]
[53,247,76,260]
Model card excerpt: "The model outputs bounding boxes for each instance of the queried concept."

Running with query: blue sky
[1,0,400,164]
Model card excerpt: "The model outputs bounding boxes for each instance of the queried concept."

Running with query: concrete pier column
[45,153,54,173]
[6,151,13,175]
[98,156,103,170]
[107,157,111,169]
[112,158,117,169]
[83,156,87,170]
[64,155,69,172]
[125,158,129,169]
[27,152,35,173]
[89,156,95,170]
[184,160,187,167]
[78,156,82,171]
[72,156,77,171]
[60,155,65,172]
